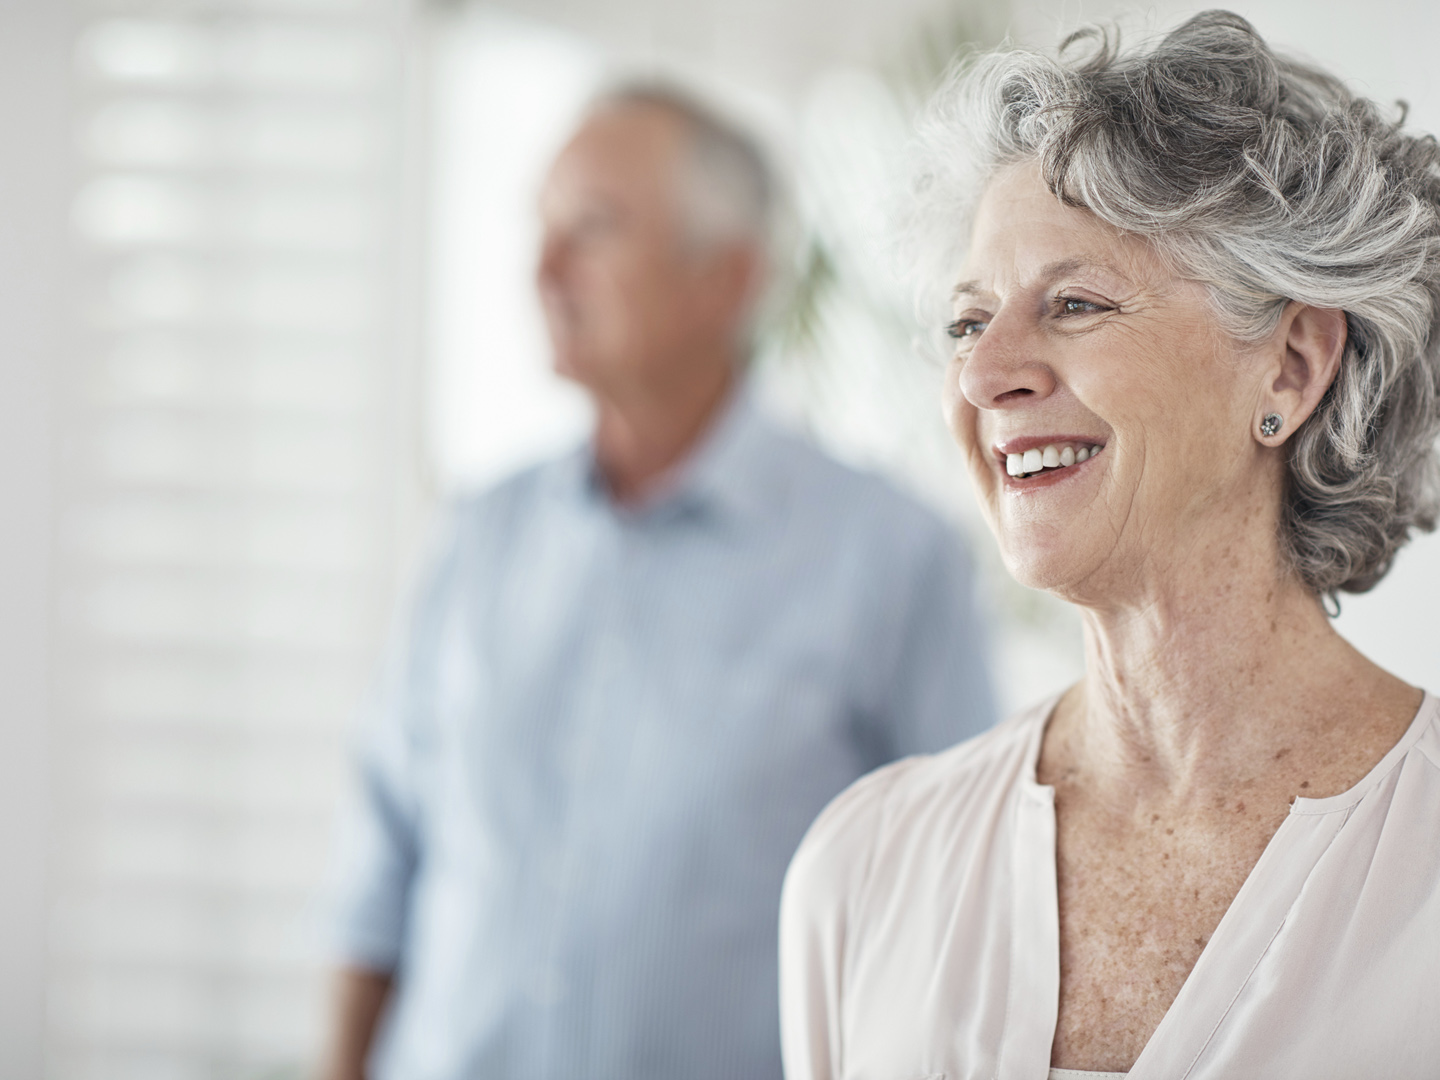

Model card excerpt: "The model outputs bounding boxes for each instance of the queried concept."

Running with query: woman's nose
[955,308,1057,409]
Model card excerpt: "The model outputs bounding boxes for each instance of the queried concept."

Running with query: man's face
[536,105,726,396]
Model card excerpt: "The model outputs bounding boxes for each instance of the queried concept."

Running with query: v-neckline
[999,691,1437,1080]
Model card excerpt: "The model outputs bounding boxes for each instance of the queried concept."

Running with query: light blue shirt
[330,390,995,1080]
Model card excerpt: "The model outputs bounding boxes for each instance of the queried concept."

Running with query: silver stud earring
[1260,413,1283,437]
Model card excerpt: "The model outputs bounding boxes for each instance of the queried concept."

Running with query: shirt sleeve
[871,518,997,759]
[325,508,461,972]
[778,759,908,1080]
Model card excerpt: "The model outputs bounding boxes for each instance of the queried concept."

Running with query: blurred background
[2,0,1437,1076]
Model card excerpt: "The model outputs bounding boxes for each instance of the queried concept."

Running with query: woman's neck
[1053,568,1417,805]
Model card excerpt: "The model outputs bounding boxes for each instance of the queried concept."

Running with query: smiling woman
[780,11,1440,1080]
[940,159,1348,602]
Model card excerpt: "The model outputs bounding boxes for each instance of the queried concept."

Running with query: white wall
[425,9,598,491]
[0,3,70,1075]
[496,0,1006,101]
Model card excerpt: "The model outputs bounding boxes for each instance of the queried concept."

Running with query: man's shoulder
[755,414,954,544]
[411,453,585,585]
[446,452,582,528]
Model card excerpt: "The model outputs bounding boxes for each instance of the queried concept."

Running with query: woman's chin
[999,543,1099,597]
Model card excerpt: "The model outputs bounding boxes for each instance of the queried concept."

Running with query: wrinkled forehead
[955,160,1171,301]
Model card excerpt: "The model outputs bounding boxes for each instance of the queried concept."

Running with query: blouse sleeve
[779,759,911,1080]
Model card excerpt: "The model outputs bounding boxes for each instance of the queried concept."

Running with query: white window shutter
[50,1,421,1076]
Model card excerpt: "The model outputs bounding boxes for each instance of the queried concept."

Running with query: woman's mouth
[1000,440,1106,480]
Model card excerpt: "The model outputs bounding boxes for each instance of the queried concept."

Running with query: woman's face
[944,162,1274,602]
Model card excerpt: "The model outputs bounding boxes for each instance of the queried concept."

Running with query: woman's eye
[1059,297,1107,315]
[946,319,987,339]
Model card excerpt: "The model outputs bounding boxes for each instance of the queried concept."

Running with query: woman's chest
[834,800,1440,1080]
[1048,805,1286,1071]
[831,726,1440,1080]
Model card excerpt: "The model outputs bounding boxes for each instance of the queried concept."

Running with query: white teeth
[1006,441,1105,478]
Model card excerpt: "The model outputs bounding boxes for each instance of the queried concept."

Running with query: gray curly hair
[915,9,1440,595]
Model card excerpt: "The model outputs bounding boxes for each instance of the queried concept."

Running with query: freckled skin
[948,163,1422,1071]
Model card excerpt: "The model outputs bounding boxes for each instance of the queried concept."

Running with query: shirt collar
[664,382,779,525]
[560,380,781,527]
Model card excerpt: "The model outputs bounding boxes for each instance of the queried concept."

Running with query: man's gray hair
[594,81,773,253]
[914,9,1440,596]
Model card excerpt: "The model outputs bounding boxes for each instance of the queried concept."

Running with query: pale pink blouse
[780,692,1440,1080]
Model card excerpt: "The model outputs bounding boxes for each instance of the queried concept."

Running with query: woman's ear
[1255,303,1347,443]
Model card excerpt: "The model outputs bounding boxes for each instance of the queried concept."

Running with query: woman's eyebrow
[951,279,989,303]
[951,257,1131,302]
[1040,256,1131,287]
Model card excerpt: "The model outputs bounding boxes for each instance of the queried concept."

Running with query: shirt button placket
[534,516,630,1076]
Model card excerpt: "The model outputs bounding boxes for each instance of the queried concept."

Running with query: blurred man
[324,86,995,1080]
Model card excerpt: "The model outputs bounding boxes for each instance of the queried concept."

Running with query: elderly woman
[779,11,1440,1080]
